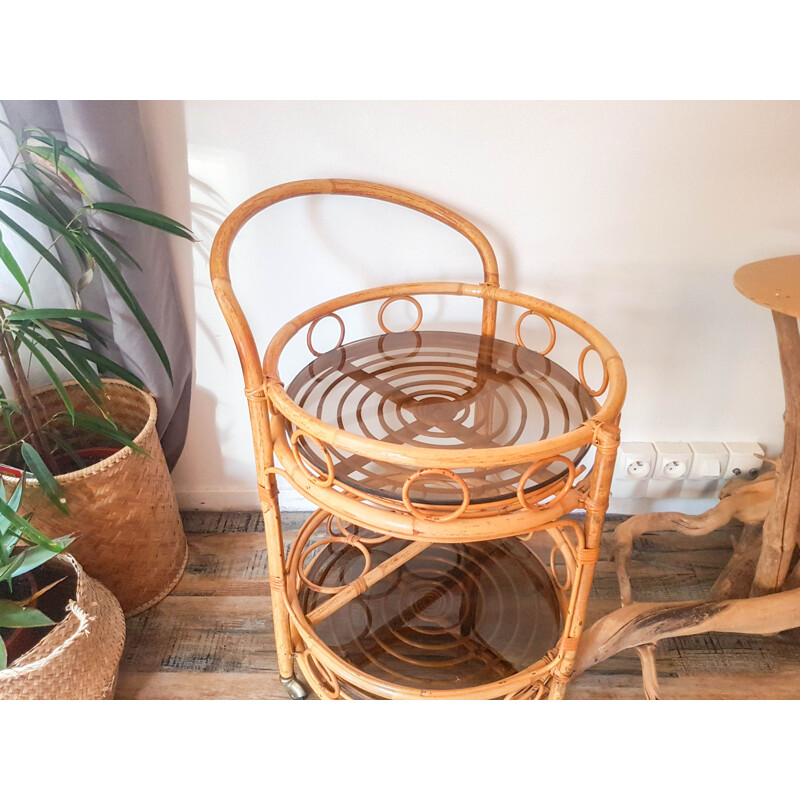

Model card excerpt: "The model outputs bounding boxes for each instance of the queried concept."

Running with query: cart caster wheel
[281,677,308,700]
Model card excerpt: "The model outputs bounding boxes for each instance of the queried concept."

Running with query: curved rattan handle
[210,179,500,388]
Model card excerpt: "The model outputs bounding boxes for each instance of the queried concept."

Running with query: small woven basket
[0,554,126,700]
[1,379,188,616]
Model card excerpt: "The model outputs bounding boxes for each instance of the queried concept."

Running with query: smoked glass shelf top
[298,531,562,693]
[286,330,598,505]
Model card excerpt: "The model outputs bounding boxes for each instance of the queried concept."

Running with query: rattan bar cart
[211,180,626,700]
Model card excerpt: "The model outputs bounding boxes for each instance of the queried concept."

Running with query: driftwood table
[579,255,800,698]
[211,179,626,699]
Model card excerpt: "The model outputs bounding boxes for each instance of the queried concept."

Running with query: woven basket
[0,379,188,616]
[0,554,126,699]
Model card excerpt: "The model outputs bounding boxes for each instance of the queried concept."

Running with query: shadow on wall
[174,385,233,507]
[173,177,242,501]
[302,186,519,291]
[191,174,229,363]
[191,174,228,257]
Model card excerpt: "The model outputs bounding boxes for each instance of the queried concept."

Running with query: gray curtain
[0,100,192,469]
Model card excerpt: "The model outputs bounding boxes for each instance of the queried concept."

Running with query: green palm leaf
[6,308,108,323]
[11,331,74,421]
[0,500,63,551]
[25,133,131,198]
[88,225,143,272]
[0,229,31,303]
[6,535,75,579]
[23,166,79,222]
[14,325,104,409]
[91,202,195,240]
[73,230,172,380]
[0,551,26,583]
[24,146,90,198]
[0,600,55,629]
[0,187,69,236]
[57,411,146,455]
[61,341,146,390]
[0,207,73,288]
[20,443,68,514]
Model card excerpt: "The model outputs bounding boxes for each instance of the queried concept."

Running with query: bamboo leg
[548,420,620,698]
[751,312,800,595]
[248,391,306,699]
[261,487,301,690]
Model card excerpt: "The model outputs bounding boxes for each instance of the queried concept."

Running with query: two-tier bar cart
[211,180,626,699]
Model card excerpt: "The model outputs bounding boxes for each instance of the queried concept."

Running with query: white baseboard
[176,480,315,512]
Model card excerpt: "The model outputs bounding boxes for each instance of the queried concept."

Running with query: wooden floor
[116,511,800,700]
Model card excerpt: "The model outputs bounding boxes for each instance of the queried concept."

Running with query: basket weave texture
[0,554,126,699]
[1,379,188,616]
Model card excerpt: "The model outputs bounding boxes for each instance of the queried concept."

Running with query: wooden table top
[735,255,800,318]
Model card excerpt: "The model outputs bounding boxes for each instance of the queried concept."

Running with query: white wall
[163,101,800,513]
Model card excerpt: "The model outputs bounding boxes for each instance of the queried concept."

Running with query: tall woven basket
[0,554,126,700]
[0,379,188,616]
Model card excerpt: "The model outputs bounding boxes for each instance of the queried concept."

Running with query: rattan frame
[211,179,625,699]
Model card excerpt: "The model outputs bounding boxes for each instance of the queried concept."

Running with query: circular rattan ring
[306,312,346,357]
[401,468,470,523]
[378,295,423,334]
[515,310,556,355]
[297,649,341,699]
[578,344,609,397]
[290,430,335,488]
[550,544,574,591]
[517,455,577,512]
[299,536,371,594]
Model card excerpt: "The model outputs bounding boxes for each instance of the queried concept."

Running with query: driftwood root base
[584,468,800,698]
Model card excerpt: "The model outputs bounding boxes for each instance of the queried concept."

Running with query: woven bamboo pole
[548,420,620,699]
[246,386,297,689]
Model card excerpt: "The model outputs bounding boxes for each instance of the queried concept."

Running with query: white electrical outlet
[688,442,729,481]
[653,442,692,480]
[722,442,765,480]
[612,441,767,503]
[616,442,656,481]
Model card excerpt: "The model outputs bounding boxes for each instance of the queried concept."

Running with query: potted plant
[0,124,194,614]
[0,482,125,698]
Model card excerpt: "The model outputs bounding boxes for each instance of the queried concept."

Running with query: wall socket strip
[612,441,766,500]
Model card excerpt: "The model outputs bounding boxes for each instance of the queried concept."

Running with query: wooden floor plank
[174,534,270,596]
[115,510,800,700]
[569,670,800,700]
[116,672,287,700]
[122,597,275,674]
